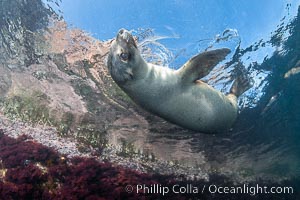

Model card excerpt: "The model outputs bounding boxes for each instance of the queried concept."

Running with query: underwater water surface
[1,0,300,199]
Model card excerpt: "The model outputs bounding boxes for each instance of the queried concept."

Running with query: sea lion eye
[120,52,129,61]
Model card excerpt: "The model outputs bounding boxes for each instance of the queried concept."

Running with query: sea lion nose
[118,29,125,36]
[117,28,130,42]
[116,29,137,48]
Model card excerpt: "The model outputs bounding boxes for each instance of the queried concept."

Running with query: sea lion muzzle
[117,29,137,48]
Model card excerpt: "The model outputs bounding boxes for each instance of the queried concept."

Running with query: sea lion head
[107,29,141,84]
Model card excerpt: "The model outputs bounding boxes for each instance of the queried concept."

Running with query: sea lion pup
[107,29,250,133]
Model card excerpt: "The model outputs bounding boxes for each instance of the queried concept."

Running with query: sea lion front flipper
[177,48,230,83]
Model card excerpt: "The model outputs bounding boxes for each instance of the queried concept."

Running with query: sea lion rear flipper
[230,74,252,97]
[177,48,231,83]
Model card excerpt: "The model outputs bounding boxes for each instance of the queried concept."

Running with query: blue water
[56,0,291,46]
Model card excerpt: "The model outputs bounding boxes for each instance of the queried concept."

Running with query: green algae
[0,91,110,149]
[0,91,73,135]
[1,91,52,125]
[116,140,157,162]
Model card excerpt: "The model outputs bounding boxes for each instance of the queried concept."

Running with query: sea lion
[107,29,249,133]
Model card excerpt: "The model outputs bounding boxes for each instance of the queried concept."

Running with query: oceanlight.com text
[125,183,294,196]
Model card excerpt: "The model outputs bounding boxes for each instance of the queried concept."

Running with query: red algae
[0,129,170,199]
[0,134,60,168]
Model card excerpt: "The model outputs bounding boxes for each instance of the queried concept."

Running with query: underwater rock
[0,20,129,137]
